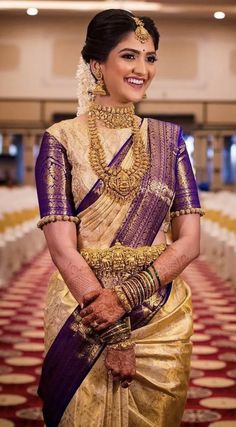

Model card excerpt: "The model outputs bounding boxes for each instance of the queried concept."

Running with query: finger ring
[121,380,132,388]
[91,321,99,328]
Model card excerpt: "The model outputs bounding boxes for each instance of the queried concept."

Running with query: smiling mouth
[125,77,145,89]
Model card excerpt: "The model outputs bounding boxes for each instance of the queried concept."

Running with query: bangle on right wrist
[99,318,131,344]
[107,339,134,351]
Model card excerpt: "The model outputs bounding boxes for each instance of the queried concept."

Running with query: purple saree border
[38,308,104,427]
[113,119,181,247]
[35,132,77,218]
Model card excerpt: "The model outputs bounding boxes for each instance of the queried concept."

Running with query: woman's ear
[90,60,101,79]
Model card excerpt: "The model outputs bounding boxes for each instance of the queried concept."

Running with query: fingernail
[80,303,84,309]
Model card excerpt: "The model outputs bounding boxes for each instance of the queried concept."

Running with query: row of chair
[200,191,236,286]
[1,187,235,288]
[0,186,46,287]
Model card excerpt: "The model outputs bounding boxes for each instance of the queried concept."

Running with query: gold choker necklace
[88,103,149,204]
[88,102,135,129]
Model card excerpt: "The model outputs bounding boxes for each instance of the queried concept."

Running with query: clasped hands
[80,288,125,331]
[80,288,136,387]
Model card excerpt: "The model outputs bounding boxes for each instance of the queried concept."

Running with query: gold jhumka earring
[93,68,106,96]
[132,17,149,44]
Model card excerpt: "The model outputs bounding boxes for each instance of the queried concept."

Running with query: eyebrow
[118,48,156,55]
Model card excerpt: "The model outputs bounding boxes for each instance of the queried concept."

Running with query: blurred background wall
[0,1,235,191]
[0,13,236,101]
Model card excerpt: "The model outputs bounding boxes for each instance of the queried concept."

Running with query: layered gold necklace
[88,102,149,204]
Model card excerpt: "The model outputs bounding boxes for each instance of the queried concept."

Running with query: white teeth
[127,78,144,85]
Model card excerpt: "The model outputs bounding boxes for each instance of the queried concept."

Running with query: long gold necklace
[88,102,149,204]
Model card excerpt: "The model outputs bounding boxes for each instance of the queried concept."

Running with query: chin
[123,92,144,104]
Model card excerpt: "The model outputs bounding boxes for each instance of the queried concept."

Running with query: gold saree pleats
[77,191,133,250]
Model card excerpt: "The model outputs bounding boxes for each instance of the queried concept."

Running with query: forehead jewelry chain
[88,103,149,204]
[132,17,149,43]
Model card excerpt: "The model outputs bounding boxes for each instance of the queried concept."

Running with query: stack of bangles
[113,263,162,313]
[99,318,134,350]
[96,264,161,351]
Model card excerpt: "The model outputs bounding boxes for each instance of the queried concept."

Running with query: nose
[132,57,147,76]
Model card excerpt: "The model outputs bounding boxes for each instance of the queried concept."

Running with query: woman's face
[92,31,157,106]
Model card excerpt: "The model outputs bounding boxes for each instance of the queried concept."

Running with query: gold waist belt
[80,242,166,284]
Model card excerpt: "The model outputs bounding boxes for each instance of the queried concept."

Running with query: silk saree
[35,117,203,427]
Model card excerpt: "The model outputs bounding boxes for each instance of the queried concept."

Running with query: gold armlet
[37,214,80,229]
[170,207,205,219]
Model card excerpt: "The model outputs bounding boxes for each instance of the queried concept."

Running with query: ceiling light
[27,7,38,16]
[0,1,161,12]
[214,11,225,20]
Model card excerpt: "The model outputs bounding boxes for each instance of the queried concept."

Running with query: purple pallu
[38,309,105,427]
[38,119,201,427]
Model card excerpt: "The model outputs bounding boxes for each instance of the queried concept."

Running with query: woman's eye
[147,56,157,63]
[122,53,136,60]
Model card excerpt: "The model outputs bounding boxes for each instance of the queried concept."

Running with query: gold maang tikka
[132,17,149,44]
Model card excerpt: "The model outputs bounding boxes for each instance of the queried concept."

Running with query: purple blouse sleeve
[35,131,79,229]
[170,130,204,219]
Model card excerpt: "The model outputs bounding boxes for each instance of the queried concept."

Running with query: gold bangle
[147,266,159,291]
[150,264,162,290]
[113,286,132,313]
[107,339,134,350]
[103,332,131,344]
[142,270,156,295]
[122,283,136,307]
[101,325,128,338]
[125,279,141,305]
[100,327,131,343]
[100,318,130,343]
[135,273,150,300]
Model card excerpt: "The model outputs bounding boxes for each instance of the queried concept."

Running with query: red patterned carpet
[0,252,236,427]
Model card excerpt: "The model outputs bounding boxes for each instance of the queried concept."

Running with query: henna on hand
[154,245,190,286]
[83,289,102,307]
[105,346,136,387]
[53,254,102,305]
[80,289,126,330]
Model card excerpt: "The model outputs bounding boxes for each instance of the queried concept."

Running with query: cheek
[115,61,133,76]
[149,66,157,81]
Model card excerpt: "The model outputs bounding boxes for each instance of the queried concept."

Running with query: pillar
[2,133,12,154]
[23,133,36,186]
[194,134,208,185]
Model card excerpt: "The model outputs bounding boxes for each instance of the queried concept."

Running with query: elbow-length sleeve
[35,131,80,229]
[170,130,205,219]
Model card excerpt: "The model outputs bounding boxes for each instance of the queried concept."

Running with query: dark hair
[81,9,160,63]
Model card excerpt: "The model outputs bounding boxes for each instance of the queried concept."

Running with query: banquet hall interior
[0,1,236,426]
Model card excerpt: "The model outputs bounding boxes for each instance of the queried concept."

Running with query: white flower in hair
[76,56,96,115]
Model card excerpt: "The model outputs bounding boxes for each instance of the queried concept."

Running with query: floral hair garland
[76,56,96,116]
